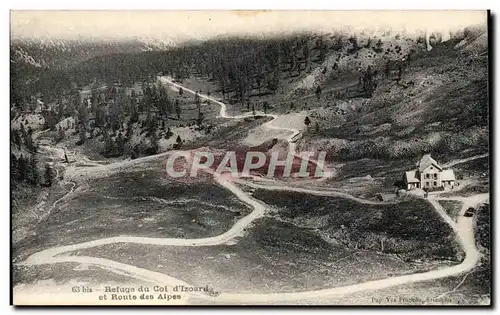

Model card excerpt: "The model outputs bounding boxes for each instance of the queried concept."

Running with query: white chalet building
[404,154,456,190]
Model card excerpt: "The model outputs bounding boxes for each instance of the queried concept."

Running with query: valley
[10,12,490,306]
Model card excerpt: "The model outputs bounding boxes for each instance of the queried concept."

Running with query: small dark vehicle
[464,207,476,217]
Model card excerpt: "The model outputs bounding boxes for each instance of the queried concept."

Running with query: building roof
[417,154,442,172]
[441,169,456,181]
[405,170,420,183]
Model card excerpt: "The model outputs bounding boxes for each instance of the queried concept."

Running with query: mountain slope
[297,33,488,165]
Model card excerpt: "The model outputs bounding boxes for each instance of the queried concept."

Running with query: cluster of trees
[11,31,424,161]
[10,153,44,186]
[11,32,353,114]
[101,99,182,158]
[12,74,192,160]
[174,35,334,105]
[67,79,185,155]
[355,56,412,98]
[11,123,37,153]
[10,119,56,188]
[10,125,55,188]
[11,29,437,118]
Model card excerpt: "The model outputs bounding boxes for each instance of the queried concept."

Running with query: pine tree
[28,153,39,186]
[166,127,173,139]
[44,164,54,187]
[130,90,138,122]
[315,86,322,100]
[304,116,311,130]
[303,45,310,68]
[13,130,22,149]
[157,85,170,120]
[131,145,139,160]
[149,132,159,155]
[175,99,181,119]
[77,123,86,145]
[25,132,35,152]
[11,154,19,182]
[20,124,31,151]
[407,51,413,67]
[116,133,125,155]
[197,112,205,126]
[18,155,27,182]
[194,92,201,118]
[20,122,25,136]
[363,65,375,97]
[151,84,158,108]
[256,77,262,96]
[266,72,279,94]
[102,129,113,156]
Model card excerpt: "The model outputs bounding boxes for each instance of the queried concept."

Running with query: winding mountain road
[158,77,300,150]
[16,78,489,305]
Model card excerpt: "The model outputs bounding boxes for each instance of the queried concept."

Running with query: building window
[426,174,430,179]
[430,166,433,169]
[426,182,430,187]
[434,181,437,186]
[434,173,437,179]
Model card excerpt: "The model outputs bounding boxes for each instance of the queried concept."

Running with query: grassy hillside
[252,189,463,262]
[296,35,488,167]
